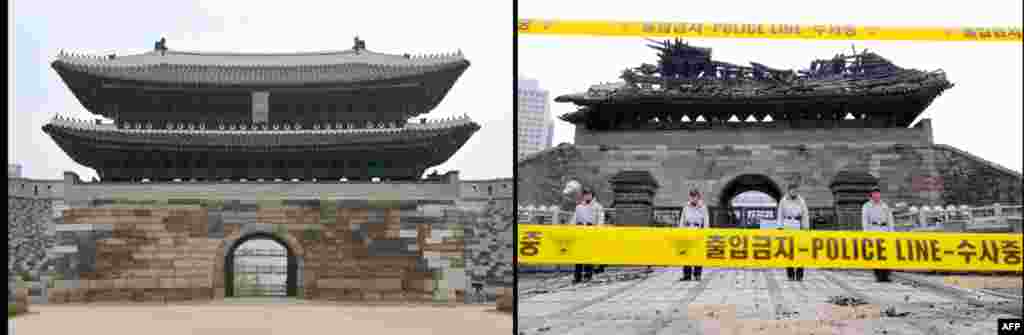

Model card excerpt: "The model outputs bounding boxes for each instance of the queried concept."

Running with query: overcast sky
[8,0,512,181]
[519,0,1023,174]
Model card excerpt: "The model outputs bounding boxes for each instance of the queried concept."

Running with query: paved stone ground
[518,268,1021,335]
[9,298,512,335]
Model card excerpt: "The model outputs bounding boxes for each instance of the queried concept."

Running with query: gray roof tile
[54,48,467,85]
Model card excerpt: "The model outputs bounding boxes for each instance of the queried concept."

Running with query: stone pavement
[9,299,512,335]
[518,268,1021,335]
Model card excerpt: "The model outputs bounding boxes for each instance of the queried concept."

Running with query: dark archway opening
[225,232,298,298]
[716,174,783,228]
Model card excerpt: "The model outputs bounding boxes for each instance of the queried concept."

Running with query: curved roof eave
[50,57,470,88]
[55,48,467,68]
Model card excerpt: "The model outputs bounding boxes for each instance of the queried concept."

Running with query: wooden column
[252,91,269,124]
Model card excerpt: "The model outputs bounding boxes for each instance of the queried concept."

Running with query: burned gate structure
[517,40,1023,228]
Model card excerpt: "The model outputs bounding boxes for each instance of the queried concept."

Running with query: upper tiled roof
[53,47,468,85]
[57,48,465,67]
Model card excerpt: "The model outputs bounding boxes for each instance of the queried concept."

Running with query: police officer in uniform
[776,183,810,281]
[861,186,895,282]
[571,189,604,284]
[678,189,709,281]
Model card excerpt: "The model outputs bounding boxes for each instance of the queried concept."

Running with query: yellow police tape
[518,19,1024,43]
[517,225,1024,272]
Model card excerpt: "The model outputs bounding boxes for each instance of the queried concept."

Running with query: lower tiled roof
[43,115,479,149]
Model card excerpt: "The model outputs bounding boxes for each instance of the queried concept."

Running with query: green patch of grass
[47,273,64,288]
[303,226,322,241]
[8,304,21,319]
[272,224,290,240]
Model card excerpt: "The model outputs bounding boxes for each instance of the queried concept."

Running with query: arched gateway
[717,174,783,206]
[717,174,783,228]
[223,232,298,298]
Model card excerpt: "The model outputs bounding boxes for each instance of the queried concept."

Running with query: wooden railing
[892,204,1022,232]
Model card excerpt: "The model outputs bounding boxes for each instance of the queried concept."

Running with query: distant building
[459,178,514,213]
[517,75,554,161]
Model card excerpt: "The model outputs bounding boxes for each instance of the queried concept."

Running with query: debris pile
[827,295,869,306]
[777,310,800,318]
[882,306,910,317]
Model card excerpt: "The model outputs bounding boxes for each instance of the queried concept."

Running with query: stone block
[363,291,382,301]
[113,278,130,289]
[407,292,433,302]
[366,278,403,291]
[68,288,86,303]
[379,290,407,302]
[409,279,434,293]
[322,290,349,301]
[93,279,114,289]
[159,278,177,289]
[318,278,361,289]
[14,288,29,313]
[130,278,156,289]
[496,287,513,312]
[48,287,68,303]
[77,279,93,289]
[165,288,190,302]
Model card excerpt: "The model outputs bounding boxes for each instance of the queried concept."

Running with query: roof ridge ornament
[353,36,366,53]
[154,37,168,55]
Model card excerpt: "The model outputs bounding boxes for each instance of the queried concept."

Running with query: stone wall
[462,204,514,302]
[520,143,945,209]
[519,141,1021,211]
[933,144,1023,206]
[460,178,515,214]
[574,120,933,147]
[8,197,58,275]
[517,143,614,211]
[47,198,474,304]
[13,287,29,314]
[8,177,64,199]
